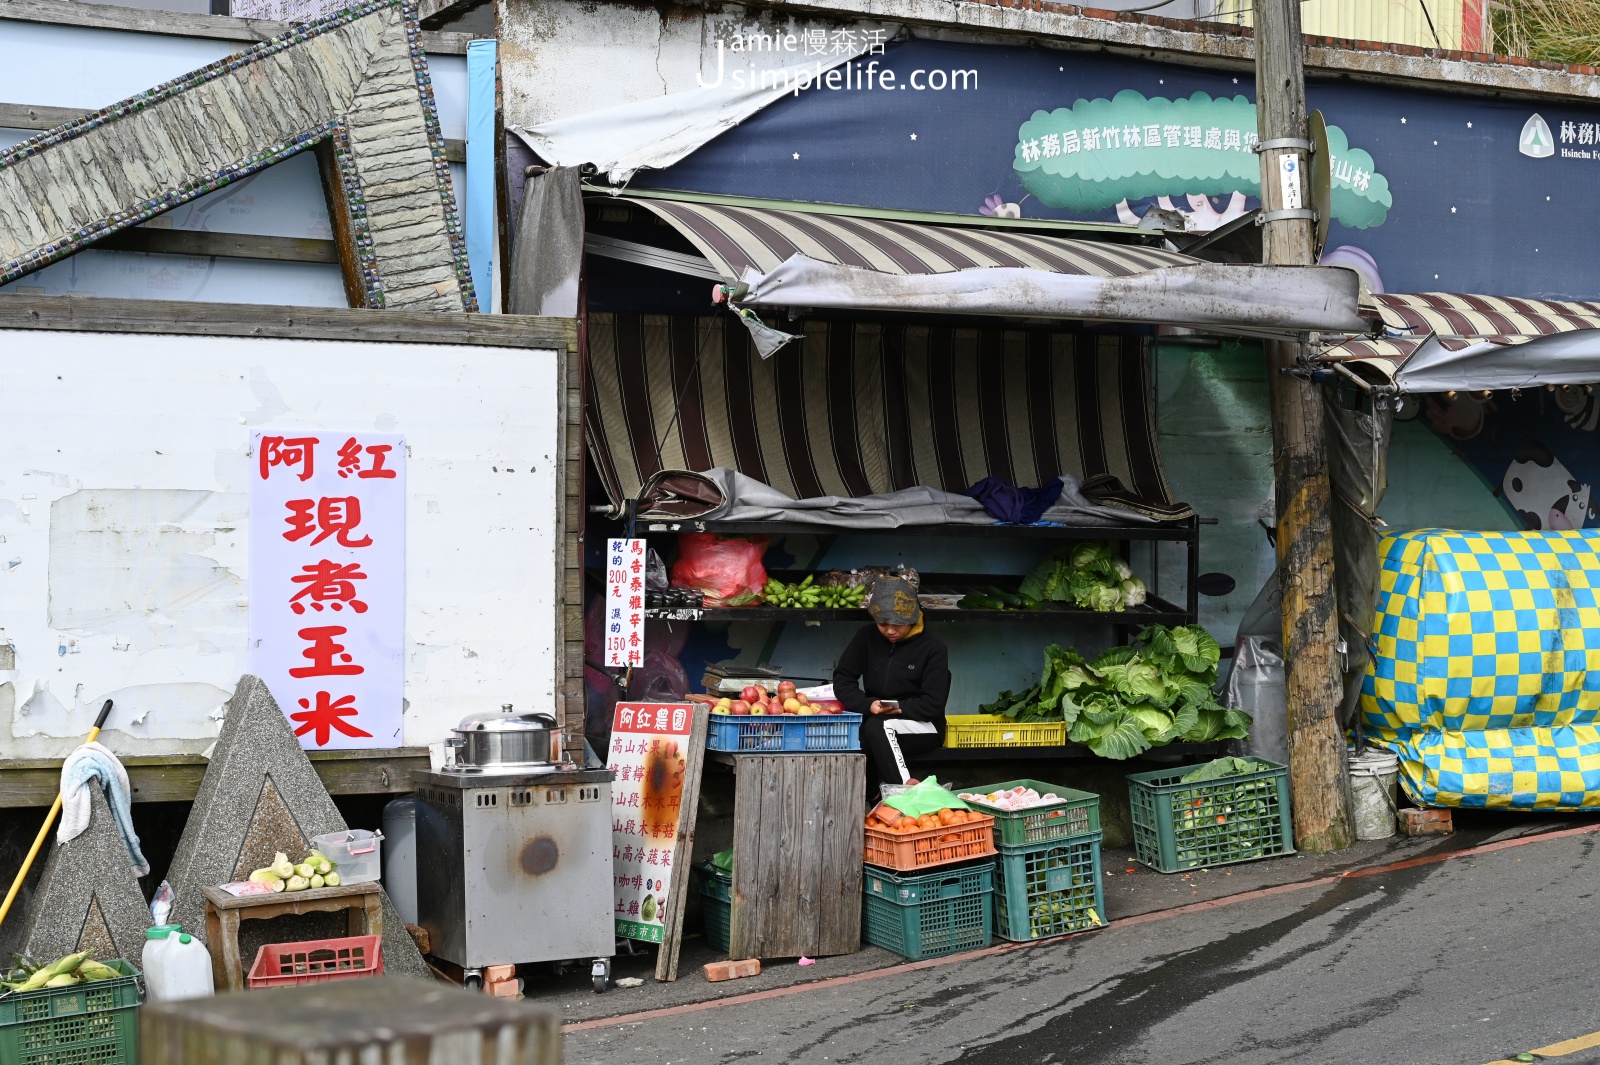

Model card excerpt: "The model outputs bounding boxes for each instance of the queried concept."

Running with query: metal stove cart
[414,710,616,991]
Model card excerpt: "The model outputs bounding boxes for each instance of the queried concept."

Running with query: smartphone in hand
[879,700,901,714]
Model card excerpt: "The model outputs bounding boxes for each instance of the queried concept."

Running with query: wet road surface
[567,829,1600,1065]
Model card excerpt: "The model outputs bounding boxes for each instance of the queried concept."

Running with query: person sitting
[832,577,950,806]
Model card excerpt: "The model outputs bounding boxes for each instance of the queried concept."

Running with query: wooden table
[202,881,383,991]
[707,751,864,961]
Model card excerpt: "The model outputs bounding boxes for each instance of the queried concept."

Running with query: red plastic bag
[669,533,769,606]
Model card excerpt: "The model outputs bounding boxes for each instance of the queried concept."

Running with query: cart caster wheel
[591,958,610,993]
[463,970,483,992]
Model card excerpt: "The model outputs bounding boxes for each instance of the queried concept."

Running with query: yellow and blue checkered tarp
[1361,529,1600,809]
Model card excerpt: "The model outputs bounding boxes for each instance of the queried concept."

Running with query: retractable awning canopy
[1318,292,1600,392]
[589,193,1368,335]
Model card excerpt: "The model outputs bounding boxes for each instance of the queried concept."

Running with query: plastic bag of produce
[670,533,769,606]
[883,775,972,817]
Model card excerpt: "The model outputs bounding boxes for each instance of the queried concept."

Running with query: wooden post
[1253,0,1354,853]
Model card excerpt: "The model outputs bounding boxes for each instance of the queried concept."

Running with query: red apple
[741,685,764,703]
[777,680,797,698]
[795,692,810,706]
[731,702,752,716]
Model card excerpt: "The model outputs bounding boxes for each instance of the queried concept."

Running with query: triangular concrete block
[20,786,151,965]
[165,675,428,977]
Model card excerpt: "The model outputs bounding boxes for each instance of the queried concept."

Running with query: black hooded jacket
[832,625,951,729]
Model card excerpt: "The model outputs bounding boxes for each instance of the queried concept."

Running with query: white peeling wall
[497,0,894,127]
[0,330,560,759]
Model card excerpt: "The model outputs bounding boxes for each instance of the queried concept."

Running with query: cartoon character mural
[1400,389,1599,532]
[1500,440,1595,531]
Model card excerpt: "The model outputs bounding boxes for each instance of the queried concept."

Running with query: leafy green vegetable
[1180,756,1271,783]
[978,624,1252,760]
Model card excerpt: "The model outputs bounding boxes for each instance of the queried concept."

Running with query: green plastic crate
[1126,759,1295,873]
[993,832,1106,942]
[693,861,733,954]
[961,779,1100,846]
[862,862,993,960]
[0,959,140,1065]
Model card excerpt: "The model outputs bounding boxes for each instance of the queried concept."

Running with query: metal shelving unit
[634,516,1202,625]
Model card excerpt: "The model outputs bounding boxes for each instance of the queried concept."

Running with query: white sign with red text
[610,701,693,942]
[249,431,405,749]
[604,538,647,668]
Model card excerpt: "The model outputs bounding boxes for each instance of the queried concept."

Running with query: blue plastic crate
[706,712,862,753]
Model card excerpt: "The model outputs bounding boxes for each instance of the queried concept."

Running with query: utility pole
[1253,0,1354,853]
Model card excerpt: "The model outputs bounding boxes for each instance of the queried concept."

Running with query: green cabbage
[976,624,1250,760]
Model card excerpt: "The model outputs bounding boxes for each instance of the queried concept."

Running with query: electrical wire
[1416,0,1443,48]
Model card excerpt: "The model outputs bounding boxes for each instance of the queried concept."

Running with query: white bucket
[1349,747,1401,840]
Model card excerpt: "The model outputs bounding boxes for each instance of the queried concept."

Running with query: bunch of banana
[763,575,822,607]
[816,583,868,608]
[248,849,340,892]
[3,951,122,991]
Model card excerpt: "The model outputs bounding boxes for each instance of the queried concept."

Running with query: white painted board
[0,329,560,759]
[249,431,406,750]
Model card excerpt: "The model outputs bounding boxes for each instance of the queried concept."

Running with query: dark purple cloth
[963,476,1065,524]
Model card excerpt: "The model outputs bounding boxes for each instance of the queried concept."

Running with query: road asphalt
[563,825,1600,1065]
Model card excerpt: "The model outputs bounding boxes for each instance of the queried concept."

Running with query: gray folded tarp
[686,467,1153,529]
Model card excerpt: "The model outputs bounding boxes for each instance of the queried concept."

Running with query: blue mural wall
[636,36,1599,533]
[642,37,1600,302]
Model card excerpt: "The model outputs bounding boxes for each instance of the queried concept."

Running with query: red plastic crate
[247,935,383,989]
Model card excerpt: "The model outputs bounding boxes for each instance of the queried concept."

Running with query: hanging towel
[963,476,1065,525]
[58,742,149,877]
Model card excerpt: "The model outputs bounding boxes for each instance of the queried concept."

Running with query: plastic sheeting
[737,256,1370,333]
[1361,529,1600,808]
[1324,387,1394,729]
[510,33,885,184]
[1225,569,1288,766]
[1394,331,1600,393]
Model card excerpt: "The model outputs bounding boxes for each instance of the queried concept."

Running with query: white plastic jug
[145,928,215,1002]
[142,925,179,999]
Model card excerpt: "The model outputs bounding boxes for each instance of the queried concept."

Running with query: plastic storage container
[247,935,384,988]
[706,712,862,753]
[143,926,214,1002]
[382,796,418,925]
[692,862,733,954]
[311,829,384,884]
[0,958,140,1065]
[961,780,1101,847]
[141,924,180,1000]
[862,861,994,960]
[1126,759,1294,873]
[862,813,995,872]
[993,832,1106,942]
[942,714,1066,748]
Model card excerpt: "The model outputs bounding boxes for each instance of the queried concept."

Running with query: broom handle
[0,701,114,931]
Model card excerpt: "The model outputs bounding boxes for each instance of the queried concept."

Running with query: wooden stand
[201,881,383,991]
[709,751,864,961]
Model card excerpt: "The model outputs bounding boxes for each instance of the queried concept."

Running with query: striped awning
[624,198,1196,281]
[1317,292,1600,391]
[586,313,1184,514]
[598,195,1366,333]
